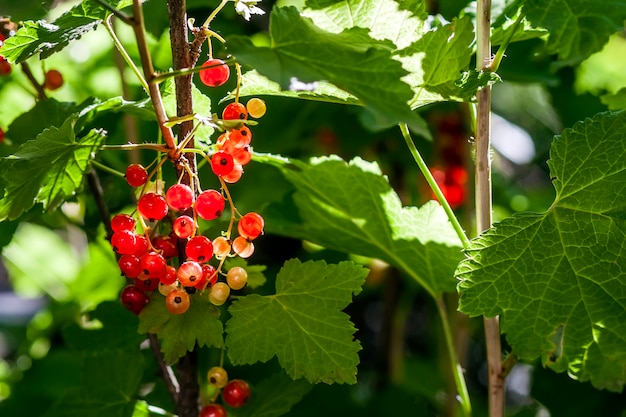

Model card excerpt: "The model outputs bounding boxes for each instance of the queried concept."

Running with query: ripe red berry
[125,164,148,187]
[173,215,196,239]
[120,285,149,315]
[118,254,142,278]
[137,193,168,221]
[134,276,159,292]
[161,265,178,285]
[199,59,230,87]
[185,235,214,262]
[199,404,227,417]
[228,127,252,147]
[0,57,11,76]
[222,102,248,121]
[195,190,225,221]
[211,151,235,177]
[231,146,252,166]
[111,230,137,255]
[111,213,136,232]
[0,127,6,143]
[222,379,250,408]
[200,264,218,288]
[165,288,191,314]
[238,212,264,240]
[140,251,167,279]
[223,164,243,184]
[152,235,178,258]
[44,69,64,90]
[166,183,194,211]
[133,234,149,256]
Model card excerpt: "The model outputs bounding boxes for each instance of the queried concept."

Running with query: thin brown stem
[20,62,46,100]
[475,1,505,416]
[131,0,177,152]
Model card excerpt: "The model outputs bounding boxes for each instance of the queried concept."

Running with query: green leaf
[229,372,313,417]
[600,88,626,110]
[490,0,547,46]
[523,0,626,66]
[457,110,626,391]
[226,6,428,136]
[226,259,367,384]
[41,350,144,417]
[256,154,464,296]
[0,117,106,221]
[138,293,224,364]
[224,258,267,289]
[1,0,128,63]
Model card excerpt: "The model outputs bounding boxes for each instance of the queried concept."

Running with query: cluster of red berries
[116,99,266,316]
[200,366,251,417]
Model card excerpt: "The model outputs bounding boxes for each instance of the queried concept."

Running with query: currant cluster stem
[475,1,505,417]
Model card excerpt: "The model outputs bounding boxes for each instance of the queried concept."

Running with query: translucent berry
[223,164,244,184]
[226,266,248,290]
[120,285,149,315]
[152,235,177,258]
[177,261,204,287]
[200,264,218,288]
[166,183,194,211]
[0,127,5,144]
[185,236,214,262]
[134,276,159,292]
[211,151,235,177]
[0,57,11,76]
[199,59,230,87]
[232,236,254,258]
[208,282,230,306]
[165,288,190,314]
[238,212,264,240]
[44,69,64,90]
[212,236,231,259]
[222,102,248,121]
[137,193,168,221]
[111,213,136,232]
[161,265,178,285]
[118,254,142,278]
[111,230,137,255]
[199,404,227,417]
[222,379,250,408]
[195,190,225,221]
[207,366,228,388]
[246,98,266,118]
[231,146,252,166]
[173,215,196,239]
[125,164,148,187]
[140,251,167,279]
[228,127,252,147]
[158,281,178,296]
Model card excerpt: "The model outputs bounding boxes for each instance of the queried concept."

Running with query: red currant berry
[152,235,178,258]
[118,254,142,278]
[165,288,190,314]
[0,57,11,76]
[125,164,148,187]
[111,230,137,255]
[222,102,248,121]
[120,285,149,315]
[212,236,231,259]
[0,127,5,144]
[140,251,167,279]
[173,215,196,239]
[137,192,168,221]
[199,404,227,417]
[111,213,136,232]
[134,276,159,292]
[161,265,178,285]
[195,190,225,221]
[44,69,64,90]
[166,183,194,211]
[231,146,252,166]
[211,151,235,177]
[226,266,248,290]
[199,59,230,87]
[133,234,149,256]
[177,261,204,287]
[185,236,214,262]
[223,164,243,184]
[228,127,252,147]
[222,379,250,408]
[232,236,254,258]
[200,264,218,288]
[207,366,229,388]
[238,212,264,240]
